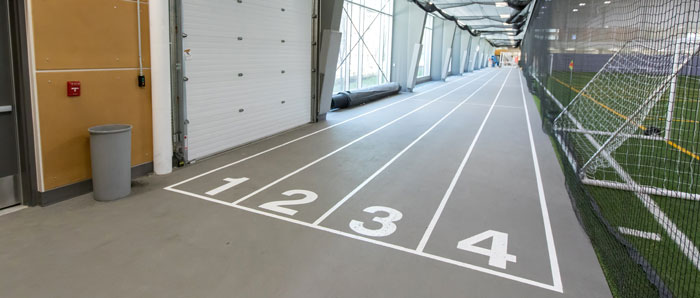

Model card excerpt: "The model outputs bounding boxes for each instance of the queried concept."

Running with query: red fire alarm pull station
[67,81,81,97]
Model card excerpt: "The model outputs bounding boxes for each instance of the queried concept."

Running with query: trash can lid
[88,124,132,135]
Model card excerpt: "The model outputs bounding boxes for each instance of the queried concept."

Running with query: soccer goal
[552,35,700,201]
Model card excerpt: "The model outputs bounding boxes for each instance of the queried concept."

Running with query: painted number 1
[457,230,516,269]
[206,177,250,196]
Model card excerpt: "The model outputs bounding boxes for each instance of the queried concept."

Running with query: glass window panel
[418,15,433,78]
[334,0,393,92]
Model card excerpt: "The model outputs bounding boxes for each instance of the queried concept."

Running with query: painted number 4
[457,230,516,269]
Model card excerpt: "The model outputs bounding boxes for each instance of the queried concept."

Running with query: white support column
[665,38,683,141]
[391,1,429,91]
[406,11,428,91]
[317,0,344,119]
[484,43,489,68]
[460,50,468,75]
[318,30,342,116]
[441,48,452,80]
[549,53,554,75]
[469,37,479,72]
[430,19,445,81]
[461,34,472,73]
[482,40,488,68]
[450,29,462,76]
[441,25,457,80]
[149,0,173,175]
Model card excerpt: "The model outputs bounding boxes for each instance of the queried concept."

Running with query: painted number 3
[349,206,403,237]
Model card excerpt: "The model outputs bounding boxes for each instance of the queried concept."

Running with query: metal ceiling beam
[435,2,504,9]
[455,16,508,23]
[469,24,515,29]
[411,0,533,47]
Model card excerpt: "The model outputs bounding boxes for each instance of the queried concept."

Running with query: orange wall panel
[36,70,153,190]
[32,0,150,70]
[31,0,155,191]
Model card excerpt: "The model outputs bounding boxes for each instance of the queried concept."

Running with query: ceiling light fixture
[500,14,510,18]
[579,2,586,6]
[604,0,611,3]
[495,2,508,7]
[572,8,579,12]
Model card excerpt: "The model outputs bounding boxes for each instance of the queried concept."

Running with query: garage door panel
[187,107,310,159]
[184,75,309,100]
[182,0,313,161]
[183,2,311,42]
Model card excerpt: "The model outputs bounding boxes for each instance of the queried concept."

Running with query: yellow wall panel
[32,0,150,70]
[36,70,153,190]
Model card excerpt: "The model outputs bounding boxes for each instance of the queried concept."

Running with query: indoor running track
[162,67,611,298]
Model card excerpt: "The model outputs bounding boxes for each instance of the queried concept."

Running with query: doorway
[0,0,22,209]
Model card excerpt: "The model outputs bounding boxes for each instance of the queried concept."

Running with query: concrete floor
[0,68,611,298]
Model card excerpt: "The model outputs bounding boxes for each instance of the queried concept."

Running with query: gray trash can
[89,124,132,201]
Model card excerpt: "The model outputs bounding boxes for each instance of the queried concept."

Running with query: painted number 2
[258,190,318,216]
[457,230,516,269]
[349,206,403,237]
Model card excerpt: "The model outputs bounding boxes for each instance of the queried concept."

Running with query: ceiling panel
[420,0,535,47]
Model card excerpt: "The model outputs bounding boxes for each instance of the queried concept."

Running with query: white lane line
[164,186,562,293]
[618,227,662,241]
[465,103,523,109]
[313,71,503,225]
[165,70,492,190]
[231,71,500,206]
[518,72,563,292]
[416,68,513,253]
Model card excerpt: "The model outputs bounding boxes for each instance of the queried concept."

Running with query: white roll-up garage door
[181,0,312,161]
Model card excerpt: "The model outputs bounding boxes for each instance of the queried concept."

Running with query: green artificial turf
[532,71,700,297]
